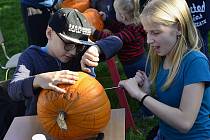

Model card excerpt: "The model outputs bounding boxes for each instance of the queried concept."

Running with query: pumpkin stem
[56,111,68,130]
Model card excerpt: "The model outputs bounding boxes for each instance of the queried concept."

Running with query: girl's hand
[33,70,79,93]
[119,78,145,101]
[135,70,151,94]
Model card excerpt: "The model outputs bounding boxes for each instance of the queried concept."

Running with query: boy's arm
[8,53,36,101]
[81,35,122,73]
[95,35,123,60]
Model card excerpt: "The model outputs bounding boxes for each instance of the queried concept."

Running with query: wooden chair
[0,30,22,80]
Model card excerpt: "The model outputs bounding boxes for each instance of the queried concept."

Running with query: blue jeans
[21,3,51,46]
[123,53,149,78]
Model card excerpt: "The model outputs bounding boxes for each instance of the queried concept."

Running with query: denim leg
[123,53,149,78]
[21,4,50,46]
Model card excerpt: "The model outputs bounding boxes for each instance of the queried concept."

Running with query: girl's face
[47,29,78,63]
[142,21,180,57]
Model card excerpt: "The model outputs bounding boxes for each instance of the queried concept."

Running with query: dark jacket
[187,0,210,32]
[21,0,58,8]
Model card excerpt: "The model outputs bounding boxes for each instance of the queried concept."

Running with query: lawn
[1,1,209,140]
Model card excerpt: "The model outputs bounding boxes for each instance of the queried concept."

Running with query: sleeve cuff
[22,76,35,97]
[95,36,123,60]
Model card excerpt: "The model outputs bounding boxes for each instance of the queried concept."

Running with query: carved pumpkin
[60,0,90,12]
[37,72,111,140]
[83,8,104,41]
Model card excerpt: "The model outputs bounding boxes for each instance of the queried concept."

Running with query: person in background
[186,0,210,60]
[91,0,153,119]
[8,8,122,116]
[91,0,116,23]
[92,0,147,79]
[20,0,63,46]
[119,0,210,139]
[90,0,147,27]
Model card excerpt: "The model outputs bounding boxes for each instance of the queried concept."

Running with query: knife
[87,66,96,78]
[104,86,121,91]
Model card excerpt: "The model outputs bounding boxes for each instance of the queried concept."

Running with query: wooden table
[4,109,125,140]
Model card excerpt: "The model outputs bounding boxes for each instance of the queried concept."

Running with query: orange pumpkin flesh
[37,72,111,140]
[60,0,90,12]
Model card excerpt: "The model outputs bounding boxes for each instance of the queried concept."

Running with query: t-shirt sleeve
[184,56,210,86]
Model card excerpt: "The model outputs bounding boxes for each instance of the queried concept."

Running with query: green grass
[0,1,27,79]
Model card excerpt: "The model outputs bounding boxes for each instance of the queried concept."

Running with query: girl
[91,0,153,118]
[91,0,147,78]
[119,0,210,139]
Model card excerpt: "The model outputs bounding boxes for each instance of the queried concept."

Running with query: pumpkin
[60,0,90,12]
[37,72,111,140]
[83,8,104,41]
[83,8,104,31]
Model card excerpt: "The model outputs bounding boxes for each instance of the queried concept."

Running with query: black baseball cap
[48,8,94,46]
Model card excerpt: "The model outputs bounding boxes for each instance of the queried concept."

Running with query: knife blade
[104,86,121,91]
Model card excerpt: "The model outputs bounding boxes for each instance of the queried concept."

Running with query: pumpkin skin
[37,72,111,140]
[83,8,104,41]
[83,8,104,31]
[60,0,90,12]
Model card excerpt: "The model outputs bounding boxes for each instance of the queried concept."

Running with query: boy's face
[142,21,180,57]
[47,29,80,63]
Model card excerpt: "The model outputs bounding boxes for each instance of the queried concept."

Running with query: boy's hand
[33,70,79,93]
[81,45,100,73]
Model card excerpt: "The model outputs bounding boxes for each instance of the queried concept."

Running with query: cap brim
[58,33,95,46]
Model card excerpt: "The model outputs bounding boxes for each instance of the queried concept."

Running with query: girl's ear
[177,31,181,35]
[121,14,127,22]
[177,23,181,35]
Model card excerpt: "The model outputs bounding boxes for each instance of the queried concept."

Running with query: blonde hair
[141,0,201,90]
[115,0,141,25]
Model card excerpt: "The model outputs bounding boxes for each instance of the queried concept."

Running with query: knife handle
[87,66,96,78]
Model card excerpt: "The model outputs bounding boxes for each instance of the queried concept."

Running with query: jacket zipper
[55,58,62,70]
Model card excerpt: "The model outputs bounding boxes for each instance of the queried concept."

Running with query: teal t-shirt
[156,51,210,140]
